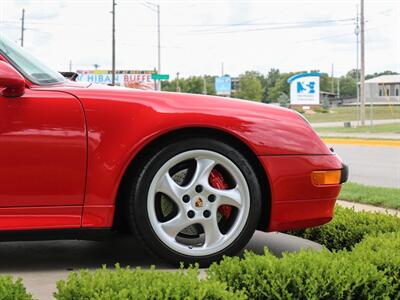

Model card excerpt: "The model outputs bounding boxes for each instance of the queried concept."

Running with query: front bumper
[259,154,346,232]
[340,163,349,184]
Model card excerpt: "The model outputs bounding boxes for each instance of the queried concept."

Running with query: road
[312,118,399,128]
[326,143,400,188]
[1,232,321,300]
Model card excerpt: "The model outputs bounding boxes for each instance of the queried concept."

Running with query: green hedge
[208,232,400,300]
[0,276,31,300]
[54,232,400,300]
[287,206,400,251]
[51,207,399,299]
[350,232,400,299]
[54,265,245,300]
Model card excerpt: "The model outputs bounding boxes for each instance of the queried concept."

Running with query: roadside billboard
[287,72,320,105]
[76,70,155,90]
[215,76,232,96]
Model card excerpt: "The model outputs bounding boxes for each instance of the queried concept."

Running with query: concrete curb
[337,200,399,216]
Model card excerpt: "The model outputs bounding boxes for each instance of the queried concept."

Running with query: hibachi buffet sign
[76,70,155,90]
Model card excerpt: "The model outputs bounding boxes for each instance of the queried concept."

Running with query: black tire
[128,137,262,266]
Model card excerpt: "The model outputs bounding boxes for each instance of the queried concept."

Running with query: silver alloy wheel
[147,149,250,256]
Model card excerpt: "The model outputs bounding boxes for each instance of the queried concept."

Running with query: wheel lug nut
[203,210,211,218]
[187,210,195,218]
[208,194,216,202]
[182,195,190,203]
[195,185,203,193]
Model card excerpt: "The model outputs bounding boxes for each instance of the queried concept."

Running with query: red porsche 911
[0,35,347,265]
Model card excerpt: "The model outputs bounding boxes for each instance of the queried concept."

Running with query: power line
[189,19,356,34]
[191,18,355,32]
[1,17,355,29]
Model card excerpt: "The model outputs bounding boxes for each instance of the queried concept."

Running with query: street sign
[215,76,231,96]
[151,73,170,80]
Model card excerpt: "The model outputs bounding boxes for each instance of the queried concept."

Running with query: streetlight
[111,0,116,86]
[360,0,366,126]
[142,1,161,91]
[355,5,360,125]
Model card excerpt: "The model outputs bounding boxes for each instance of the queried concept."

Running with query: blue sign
[215,76,231,96]
[287,72,320,105]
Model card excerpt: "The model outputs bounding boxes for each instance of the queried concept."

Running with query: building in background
[76,70,155,90]
[231,77,240,95]
[365,75,400,104]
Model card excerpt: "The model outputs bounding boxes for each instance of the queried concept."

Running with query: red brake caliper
[209,169,232,219]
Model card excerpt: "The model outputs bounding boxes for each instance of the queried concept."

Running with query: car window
[0,34,66,85]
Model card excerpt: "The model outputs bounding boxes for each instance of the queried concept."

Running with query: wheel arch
[113,126,271,232]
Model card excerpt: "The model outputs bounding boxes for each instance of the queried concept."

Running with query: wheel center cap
[194,197,203,208]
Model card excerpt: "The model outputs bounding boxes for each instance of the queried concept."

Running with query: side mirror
[0,61,25,97]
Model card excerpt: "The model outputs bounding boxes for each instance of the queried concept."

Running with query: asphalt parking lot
[1,231,321,300]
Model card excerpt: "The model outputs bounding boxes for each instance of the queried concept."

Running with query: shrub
[350,232,400,299]
[313,107,329,113]
[55,264,245,300]
[208,249,394,300]
[0,276,32,300]
[287,206,400,251]
[54,208,400,300]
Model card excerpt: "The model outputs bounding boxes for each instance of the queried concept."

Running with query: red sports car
[0,35,347,265]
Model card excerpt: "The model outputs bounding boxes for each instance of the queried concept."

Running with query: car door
[0,88,86,227]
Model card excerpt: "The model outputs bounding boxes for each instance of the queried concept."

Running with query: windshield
[0,34,66,85]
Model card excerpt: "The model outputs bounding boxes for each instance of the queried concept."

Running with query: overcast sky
[0,0,399,78]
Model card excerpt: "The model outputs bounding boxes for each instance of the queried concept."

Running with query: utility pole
[331,63,334,93]
[69,60,72,72]
[176,72,180,92]
[111,0,116,86]
[157,4,161,91]
[221,62,224,76]
[20,8,25,47]
[360,0,366,125]
[355,5,360,125]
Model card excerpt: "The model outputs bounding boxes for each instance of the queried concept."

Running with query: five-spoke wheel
[129,137,261,266]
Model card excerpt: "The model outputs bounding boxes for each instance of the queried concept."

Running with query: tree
[263,68,280,102]
[236,72,263,102]
[346,69,360,81]
[204,75,217,95]
[277,92,289,107]
[339,76,356,97]
[162,76,216,95]
[319,73,334,93]
[268,72,302,102]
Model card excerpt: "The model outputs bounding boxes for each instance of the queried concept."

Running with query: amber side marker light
[311,170,341,186]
